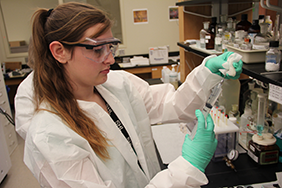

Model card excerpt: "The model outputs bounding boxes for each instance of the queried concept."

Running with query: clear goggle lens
[62,37,121,63]
[82,42,119,63]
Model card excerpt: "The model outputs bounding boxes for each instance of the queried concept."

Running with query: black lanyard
[95,89,144,173]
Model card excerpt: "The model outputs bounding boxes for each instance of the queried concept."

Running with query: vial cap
[269,41,279,47]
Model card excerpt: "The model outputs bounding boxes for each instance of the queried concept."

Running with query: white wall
[119,0,179,55]
[0,0,179,64]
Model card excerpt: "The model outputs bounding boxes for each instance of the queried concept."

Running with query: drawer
[4,127,18,155]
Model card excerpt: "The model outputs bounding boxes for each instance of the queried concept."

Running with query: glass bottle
[215,28,223,52]
[219,14,227,32]
[265,41,281,72]
[240,35,252,50]
[253,23,271,48]
[200,21,210,49]
[209,17,217,34]
[236,14,252,32]
[222,18,235,51]
[229,104,240,120]
[206,22,215,50]
[248,20,260,46]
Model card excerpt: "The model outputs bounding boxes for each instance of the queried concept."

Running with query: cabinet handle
[0,92,3,97]
[152,68,158,71]
[0,101,6,105]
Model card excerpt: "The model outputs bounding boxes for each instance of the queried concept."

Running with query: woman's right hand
[181,109,218,172]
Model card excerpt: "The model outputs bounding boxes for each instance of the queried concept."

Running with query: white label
[215,37,222,45]
[247,149,258,163]
[205,35,211,39]
[269,83,282,105]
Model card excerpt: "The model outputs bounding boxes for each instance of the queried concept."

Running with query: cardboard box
[149,46,168,65]
[4,62,22,71]
[9,40,26,47]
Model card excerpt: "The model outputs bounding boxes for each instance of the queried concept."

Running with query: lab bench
[177,42,282,187]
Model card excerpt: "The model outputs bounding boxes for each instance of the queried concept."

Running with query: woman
[15,2,242,187]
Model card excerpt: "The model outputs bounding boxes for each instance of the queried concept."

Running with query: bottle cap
[241,14,248,21]
[252,20,259,25]
[259,15,265,20]
[211,17,217,23]
[269,41,279,47]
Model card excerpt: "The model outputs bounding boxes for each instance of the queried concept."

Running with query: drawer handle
[0,101,6,105]
[152,68,158,71]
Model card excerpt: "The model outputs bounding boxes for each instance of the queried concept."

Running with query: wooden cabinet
[177,0,253,82]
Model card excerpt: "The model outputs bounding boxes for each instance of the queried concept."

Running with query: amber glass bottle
[236,14,252,31]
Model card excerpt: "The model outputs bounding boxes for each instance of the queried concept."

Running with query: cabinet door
[151,67,162,79]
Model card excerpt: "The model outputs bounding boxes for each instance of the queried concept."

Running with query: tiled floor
[0,134,39,188]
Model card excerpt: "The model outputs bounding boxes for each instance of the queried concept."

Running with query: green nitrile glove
[182,109,218,173]
[205,51,243,79]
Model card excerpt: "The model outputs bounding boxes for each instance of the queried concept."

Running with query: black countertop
[203,153,282,187]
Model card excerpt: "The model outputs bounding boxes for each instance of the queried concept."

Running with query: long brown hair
[31,2,112,160]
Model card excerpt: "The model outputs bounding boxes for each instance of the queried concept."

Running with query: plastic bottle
[236,14,252,32]
[239,107,253,148]
[265,41,281,72]
[169,64,178,89]
[265,15,273,33]
[218,79,241,115]
[200,21,210,49]
[272,104,282,132]
[215,28,223,52]
[162,66,171,83]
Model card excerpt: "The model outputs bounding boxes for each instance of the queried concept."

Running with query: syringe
[189,79,224,140]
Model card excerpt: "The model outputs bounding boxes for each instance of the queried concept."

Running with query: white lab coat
[15,55,222,187]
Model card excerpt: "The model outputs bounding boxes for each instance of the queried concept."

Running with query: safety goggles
[63,37,121,63]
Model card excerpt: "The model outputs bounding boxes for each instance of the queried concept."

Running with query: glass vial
[215,28,223,52]
[265,41,281,72]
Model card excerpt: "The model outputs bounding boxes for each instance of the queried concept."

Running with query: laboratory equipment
[0,122,11,183]
[169,64,178,89]
[189,79,224,140]
[218,78,241,115]
[199,21,210,49]
[265,41,281,72]
[247,93,279,165]
[211,109,239,162]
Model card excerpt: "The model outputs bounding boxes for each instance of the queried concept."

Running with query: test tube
[256,93,267,136]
